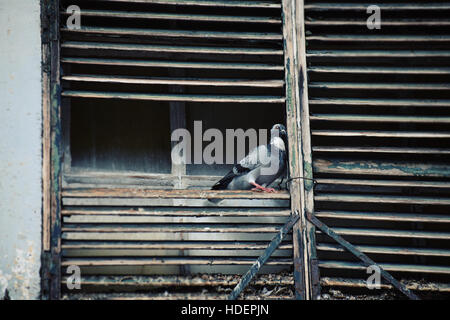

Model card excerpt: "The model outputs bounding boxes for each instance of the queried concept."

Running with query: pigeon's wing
[238,144,270,172]
[211,144,269,190]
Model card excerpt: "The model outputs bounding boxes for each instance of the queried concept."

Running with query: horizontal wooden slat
[313,147,450,154]
[62,188,290,199]
[307,50,450,58]
[62,57,284,70]
[318,243,450,257]
[315,194,450,206]
[309,83,450,91]
[319,261,450,275]
[86,0,282,8]
[63,74,284,87]
[310,114,450,124]
[315,179,450,189]
[315,210,450,223]
[320,277,450,293]
[318,228,450,240]
[61,257,292,266]
[308,66,450,75]
[62,223,283,233]
[61,26,282,40]
[62,241,293,250]
[312,130,450,138]
[307,35,450,42]
[62,90,285,103]
[306,21,450,27]
[305,3,450,11]
[61,10,281,23]
[60,274,293,288]
[314,159,450,178]
[61,41,283,55]
[61,209,291,217]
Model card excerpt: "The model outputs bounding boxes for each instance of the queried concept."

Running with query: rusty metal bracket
[306,213,420,300]
[228,214,300,300]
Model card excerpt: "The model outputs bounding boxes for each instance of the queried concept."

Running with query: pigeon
[211,124,288,192]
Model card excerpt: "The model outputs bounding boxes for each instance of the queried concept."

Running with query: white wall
[0,0,42,299]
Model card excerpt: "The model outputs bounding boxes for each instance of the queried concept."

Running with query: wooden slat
[319,261,450,275]
[315,210,450,224]
[313,146,450,155]
[310,114,450,123]
[315,179,450,189]
[315,194,450,206]
[314,159,450,178]
[312,130,450,138]
[87,0,282,8]
[62,241,293,250]
[63,74,284,87]
[62,223,283,233]
[61,208,291,217]
[61,41,284,55]
[307,50,450,58]
[317,243,450,257]
[306,21,450,27]
[62,188,290,199]
[309,83,450,91]
[320,277,450,293]
[305,3,450,11]
[62,90,285,103]
[61,10,282,23]
[62,57,284,70]
[307,35,450,42]
[308,66,450,75]
[61,257,292,266]
[318,228,450,240]
[61,26,282,40]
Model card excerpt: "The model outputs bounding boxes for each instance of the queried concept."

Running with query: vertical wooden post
[41,0,63,300]
[282,0,320,299]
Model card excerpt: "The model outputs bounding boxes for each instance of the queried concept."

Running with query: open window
[61,0,286,190]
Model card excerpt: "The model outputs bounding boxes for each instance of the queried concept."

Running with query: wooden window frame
[41,0,319,300]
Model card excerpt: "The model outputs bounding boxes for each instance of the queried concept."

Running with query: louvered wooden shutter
[59,0,293,299]
[305,1,450,294]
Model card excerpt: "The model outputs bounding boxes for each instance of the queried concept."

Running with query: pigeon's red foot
[250,183,276,193]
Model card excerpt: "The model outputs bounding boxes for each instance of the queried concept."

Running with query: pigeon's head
[270,124,287,139]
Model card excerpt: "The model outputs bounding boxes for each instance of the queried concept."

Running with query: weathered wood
[88,0,282,8]
[61,208,291,217]
[317,227,450,240]
[305,3,450,11]
[307,50,450,58]
[308,66,450,75]
[42,49,51,252]
[307,35,450,42]
[62,241,293,251]
[310,114,450,123]
[61,257,292,266]
[308,215,420,300]
[62,188,290,199]
[61,10,282,24]
[228,214,300,300]
[62,75,284,88]
[62,41,283,55]
[62,57,284,70]
[283,0,318,300]
[62,90,285,103]
[309,98,450,107]
[61,26,282,40]
[313,159,450,178]
[313,147,450,154]
[306,21,450,27]
[315,194,450,206]
[315,210,450,223]
[317,243,450,257]
[319,260,450,275]
[312,130,450,138]
[320,277,450,293]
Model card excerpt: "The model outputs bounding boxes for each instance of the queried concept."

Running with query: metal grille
[305,0,450,294]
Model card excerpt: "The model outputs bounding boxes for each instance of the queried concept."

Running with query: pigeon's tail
[211,171,235,190]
